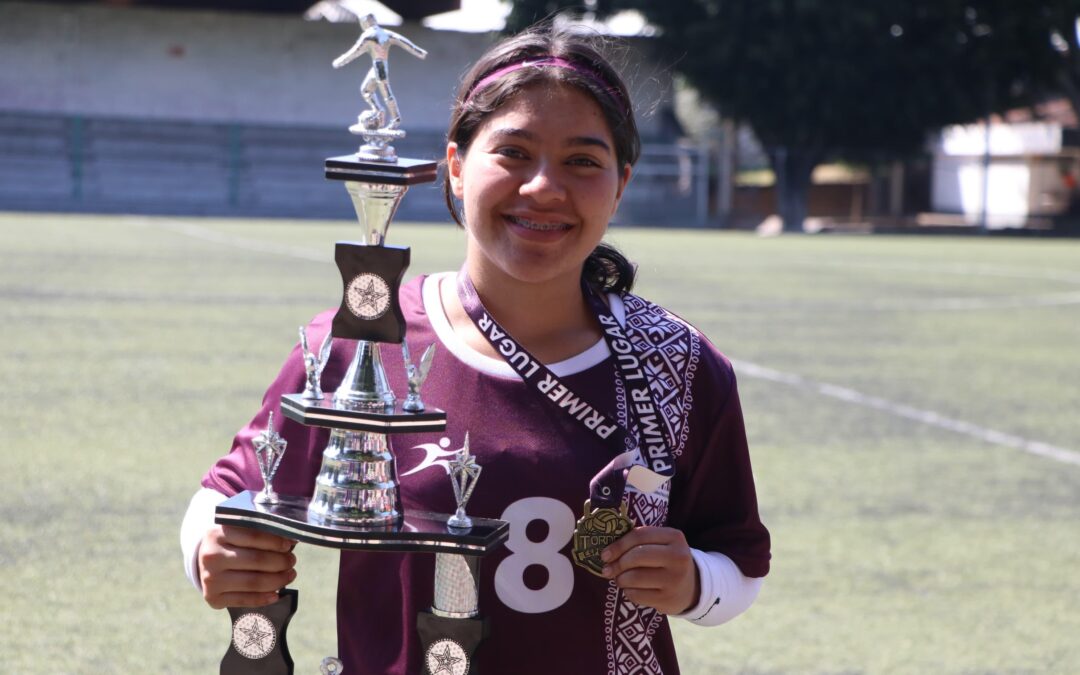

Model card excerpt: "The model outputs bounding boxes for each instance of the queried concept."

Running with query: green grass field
[2,212,1078,674]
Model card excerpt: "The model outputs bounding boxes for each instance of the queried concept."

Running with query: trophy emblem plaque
[215,16,507,674]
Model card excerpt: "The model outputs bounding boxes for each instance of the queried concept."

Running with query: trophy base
[280,393,446,434]
[222,588,297,675]
[216,491,508,555]
[417,610,488,675]
[332,243,409,343]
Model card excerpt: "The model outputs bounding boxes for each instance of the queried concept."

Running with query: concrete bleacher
[0,111,454,220]
[0,114,75,208]
[0,111,708,225]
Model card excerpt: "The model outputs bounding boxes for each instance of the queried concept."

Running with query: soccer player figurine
[332,13,427,159]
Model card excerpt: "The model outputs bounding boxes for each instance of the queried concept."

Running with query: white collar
[421,271,626,379]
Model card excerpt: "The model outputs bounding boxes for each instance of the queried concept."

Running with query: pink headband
[465,56,626,110]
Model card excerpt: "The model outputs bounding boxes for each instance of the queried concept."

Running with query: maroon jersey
[204,274,770,675]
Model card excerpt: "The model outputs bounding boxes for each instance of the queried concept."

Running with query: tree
[508,1,1061,232]
[1036,2,1080,119]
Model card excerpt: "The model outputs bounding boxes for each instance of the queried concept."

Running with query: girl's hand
[198,525,297,609]
[600,526,699,615]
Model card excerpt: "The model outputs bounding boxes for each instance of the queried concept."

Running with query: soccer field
[2,212,1078,673]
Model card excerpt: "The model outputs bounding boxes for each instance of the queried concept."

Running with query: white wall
[0,2,490,129]
[931,156,1077,227]
[0,2,668,134]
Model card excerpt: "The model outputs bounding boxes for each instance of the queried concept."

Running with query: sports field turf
[2,212,1078,673]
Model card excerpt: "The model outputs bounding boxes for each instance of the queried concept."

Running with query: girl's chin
[472,255,582,288]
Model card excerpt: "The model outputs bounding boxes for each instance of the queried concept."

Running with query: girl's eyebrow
[567,135,612,154]
[487,127,536,142]
[487,127,612,154]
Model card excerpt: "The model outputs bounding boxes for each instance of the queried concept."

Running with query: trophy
[253,412,287,506]
[214,16,507,674]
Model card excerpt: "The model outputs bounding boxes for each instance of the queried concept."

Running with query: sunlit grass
[2,212,1078,673]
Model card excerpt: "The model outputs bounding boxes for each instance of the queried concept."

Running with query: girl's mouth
[505,214,572,231]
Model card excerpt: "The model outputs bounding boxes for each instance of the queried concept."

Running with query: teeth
[507,215,569,231]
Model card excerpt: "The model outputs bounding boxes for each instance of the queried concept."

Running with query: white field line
[131,217,330,263]
[787,258,1080,310]
[732,359,1080,467]
[867,290,1080,310]
[791,258,1080,286]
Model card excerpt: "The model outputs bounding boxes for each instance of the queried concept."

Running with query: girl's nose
[519,161,567,203]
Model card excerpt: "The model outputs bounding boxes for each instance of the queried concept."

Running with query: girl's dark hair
[444,23,639,293]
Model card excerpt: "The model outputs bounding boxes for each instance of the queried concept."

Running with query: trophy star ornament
[231,612,276,660]
[446,433,481,530]
[345,272,391,320]
[425,639,467,675]
[252,411,288,505]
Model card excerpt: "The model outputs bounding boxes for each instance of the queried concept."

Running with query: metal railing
[0,111,711,225]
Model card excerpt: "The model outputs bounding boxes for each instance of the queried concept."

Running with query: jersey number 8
[493,497,577,614]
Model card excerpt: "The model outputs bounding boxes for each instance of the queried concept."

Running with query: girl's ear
[612,163,632,214]
[447,142,465,199]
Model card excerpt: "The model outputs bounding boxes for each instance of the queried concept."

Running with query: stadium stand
[0,111,707,225]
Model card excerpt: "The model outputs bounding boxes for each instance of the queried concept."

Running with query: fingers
[203,568,298,610]
[202,528,296,574]
[207,591,284,610]
[220,525,296,553]
[602,545,685,587]
[600,526,697,615]
[601,527,690,579]
[199,525,299,610]
[210,546,297,574]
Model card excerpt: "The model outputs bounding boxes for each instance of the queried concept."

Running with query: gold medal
[572,499,633,576]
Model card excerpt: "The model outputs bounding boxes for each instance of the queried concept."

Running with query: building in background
[931,109,1080,230]
[1,0,715,224]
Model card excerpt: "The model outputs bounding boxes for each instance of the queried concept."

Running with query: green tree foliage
[507,1,1065,231]
[1039,2,1080,119]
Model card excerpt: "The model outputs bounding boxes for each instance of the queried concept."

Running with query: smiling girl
[183,23,770,675]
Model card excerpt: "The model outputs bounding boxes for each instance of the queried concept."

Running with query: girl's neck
[440,265,603,364]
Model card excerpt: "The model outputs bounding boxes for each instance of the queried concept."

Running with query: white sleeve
[180,487,229,592]
[672,549,763,626]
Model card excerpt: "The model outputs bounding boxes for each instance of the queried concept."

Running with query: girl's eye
[569,156,602,168]
[495,147,527,159]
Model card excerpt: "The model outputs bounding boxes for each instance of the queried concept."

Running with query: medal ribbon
[455,272,674,509]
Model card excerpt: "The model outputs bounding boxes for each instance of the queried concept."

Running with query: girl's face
[447,83,631,290]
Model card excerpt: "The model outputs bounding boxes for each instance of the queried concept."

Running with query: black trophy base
[417,610,489,675]
[325,155,438,185]
[222,588,298,675]
[333,242,409,343]
[216,491,509,555]
[280,393,447,433]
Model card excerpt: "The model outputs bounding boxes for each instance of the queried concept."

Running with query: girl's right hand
[198,524,297,609]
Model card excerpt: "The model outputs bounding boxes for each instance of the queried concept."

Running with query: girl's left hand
[600,526,699,615]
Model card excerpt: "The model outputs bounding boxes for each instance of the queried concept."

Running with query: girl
[183,23,770,675]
